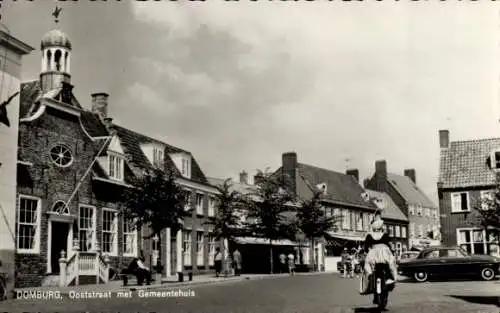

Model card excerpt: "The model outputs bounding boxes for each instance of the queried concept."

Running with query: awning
[234,237,301,246]
[327,233,365,242]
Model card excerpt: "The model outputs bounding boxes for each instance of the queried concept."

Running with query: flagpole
[62,136,112,212]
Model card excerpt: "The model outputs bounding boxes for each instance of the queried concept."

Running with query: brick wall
[15,107,143,287]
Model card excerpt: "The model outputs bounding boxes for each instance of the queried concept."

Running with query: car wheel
[481,267,495,281]
[414,271,428,282]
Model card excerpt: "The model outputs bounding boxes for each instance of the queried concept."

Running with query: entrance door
[51,222,69,274]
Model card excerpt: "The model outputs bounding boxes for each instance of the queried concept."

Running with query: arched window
[47,50,52,71]
[54,49,62,71]
[64,52,69,72]
[52,201,69,215]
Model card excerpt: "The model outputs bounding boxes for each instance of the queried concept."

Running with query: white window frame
[17,195,42,254]
[456,227,497,255]
[108,152,125,182]
[196,230,204,266]
[123,216,138,257]
[196,193,204,215]
[395,225,401,238]
[207,233,216,266]
[401,226,407,238]
[181,158,191,177]
[451,192,471,213]
[425,208,430,216]
[184,190,192,211]
[152,147,164,168]
[409,223,415,238]
[342,209,350,230]
[101,208,118,256]
[208,196,215,217]
[408,205,414,215]
[183,229,192,266]
[418,224,423,238]
[78,205,97,252]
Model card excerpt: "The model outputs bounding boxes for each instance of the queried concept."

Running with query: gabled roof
[387,173,436,208]
[20,80,108,139]
[292,163,377,210]
[365,189,408,222]
[113,125,209,185]
[439,138,500,189]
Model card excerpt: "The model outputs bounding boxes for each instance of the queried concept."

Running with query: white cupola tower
[39,27,72,93]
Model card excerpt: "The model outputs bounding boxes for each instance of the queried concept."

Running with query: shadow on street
[353,306,387,312]
[448,295,500,307]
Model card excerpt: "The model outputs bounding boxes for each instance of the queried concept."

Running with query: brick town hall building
[14,27,219,287]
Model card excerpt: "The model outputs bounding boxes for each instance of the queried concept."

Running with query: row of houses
[0,26,441,289]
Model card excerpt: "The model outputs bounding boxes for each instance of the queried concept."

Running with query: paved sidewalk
[13,272,328,296]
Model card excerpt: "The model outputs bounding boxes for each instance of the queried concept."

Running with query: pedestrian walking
[233,248,242,276]
[279,253,286,273]
[287,252,295,275]
[214,247,223,277]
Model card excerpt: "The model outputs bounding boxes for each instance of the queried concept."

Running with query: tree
[243,169,296,274]
[474,172,500,241]
[295,190,340,271]
[120,168,186,239]
[205,178,246,274]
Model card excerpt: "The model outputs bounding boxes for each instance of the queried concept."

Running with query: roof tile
[439,138,500,189]
[365,189,408,221]
[387,173,436,208]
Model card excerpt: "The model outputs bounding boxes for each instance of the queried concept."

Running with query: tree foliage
[243,169,296,241]
[474,172,500,233]
[120,168,186,239]
[295,189,340,241]
[205,178,246,242]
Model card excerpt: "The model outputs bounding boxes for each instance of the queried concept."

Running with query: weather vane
[52,5,62,24]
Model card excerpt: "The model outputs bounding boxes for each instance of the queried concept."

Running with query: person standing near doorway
[233,248,242,276]
[214,247,223,277]
[279,253,286,273]
[287,252,295,276]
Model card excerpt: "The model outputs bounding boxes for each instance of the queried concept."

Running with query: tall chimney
[282,152,298,194]
[439,130,449,149]
[91,92,109,120]
[375,160,388,192]
[404,169,416,184]
[346,169,359,182]
[239,171,248,184]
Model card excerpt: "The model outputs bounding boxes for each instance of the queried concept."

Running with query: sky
[3,1,500,204]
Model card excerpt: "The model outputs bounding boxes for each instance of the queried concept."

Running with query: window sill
[451,210,471,214]
[123,253,137,258]
[17,249,40,255]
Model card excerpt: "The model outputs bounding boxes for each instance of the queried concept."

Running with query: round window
[50,144,73,167]
[52,201,69,215]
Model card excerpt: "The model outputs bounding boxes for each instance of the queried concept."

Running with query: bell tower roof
[41,28,72,50]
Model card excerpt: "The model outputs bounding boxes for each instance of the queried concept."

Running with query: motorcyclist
[363,211,397,288]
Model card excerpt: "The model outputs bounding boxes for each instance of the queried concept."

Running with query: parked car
[397,251,419,264]
[397,246,500,282]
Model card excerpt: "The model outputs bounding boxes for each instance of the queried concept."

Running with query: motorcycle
[372,263,394,310]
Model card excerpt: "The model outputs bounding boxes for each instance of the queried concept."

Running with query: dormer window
[487,150,500,170]
[153,147,164,169]
[316,183,327,194]
[108,152,124,181]
[181,158,190,177]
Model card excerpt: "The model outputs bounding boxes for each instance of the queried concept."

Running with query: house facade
[365,160,440,250]
[364,189,409,256]
[0,30,33,294]
[437,129,499,255]
[208,173,311,274]
[274,152,379,272]
[14,27,218,288]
